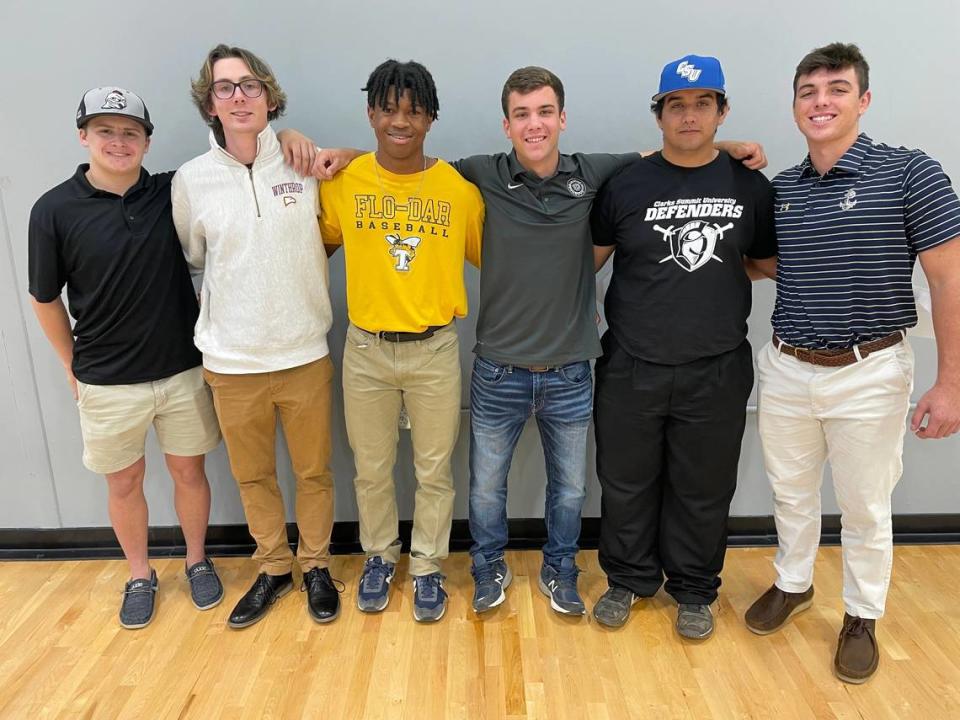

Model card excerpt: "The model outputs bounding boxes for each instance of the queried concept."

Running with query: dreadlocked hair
[362,59,439,120]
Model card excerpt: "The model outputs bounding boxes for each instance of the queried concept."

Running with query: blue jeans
[469,356,592,568]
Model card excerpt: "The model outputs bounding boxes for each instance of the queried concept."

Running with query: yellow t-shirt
[319,153,484,333]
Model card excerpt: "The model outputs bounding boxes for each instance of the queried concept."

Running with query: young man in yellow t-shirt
[320,59,484,622]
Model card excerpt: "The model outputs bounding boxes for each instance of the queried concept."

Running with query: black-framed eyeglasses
[211,79,264,100]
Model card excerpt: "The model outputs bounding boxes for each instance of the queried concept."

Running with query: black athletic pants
[594,332,754,604]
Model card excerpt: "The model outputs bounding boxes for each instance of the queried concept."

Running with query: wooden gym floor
[1,546,959,719]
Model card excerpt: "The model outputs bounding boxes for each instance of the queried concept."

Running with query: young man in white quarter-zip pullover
[172,44,340,629]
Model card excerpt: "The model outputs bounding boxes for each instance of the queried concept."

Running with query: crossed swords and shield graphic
[654,220,733,272]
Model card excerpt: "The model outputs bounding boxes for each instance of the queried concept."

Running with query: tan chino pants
[343,323,461,576]
[204,356,335,574]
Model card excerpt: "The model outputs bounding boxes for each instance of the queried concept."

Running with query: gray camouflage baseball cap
[76,86,154,135]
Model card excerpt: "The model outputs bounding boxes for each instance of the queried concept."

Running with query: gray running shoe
[471,554,512,613]
[538,558,585,615]
[357,556,396,612]
[120,569,158,629]
[413,573,447,623]
[592,585,638,628]
[676,603,714,639]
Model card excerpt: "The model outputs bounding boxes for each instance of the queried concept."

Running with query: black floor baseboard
[2,515,959,560]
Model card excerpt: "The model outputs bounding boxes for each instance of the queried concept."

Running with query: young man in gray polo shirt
[318,67,766,616]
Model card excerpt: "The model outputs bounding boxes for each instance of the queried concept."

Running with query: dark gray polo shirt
[454,151,637,366]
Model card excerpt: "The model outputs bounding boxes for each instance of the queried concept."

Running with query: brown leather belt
[359,324,448,343]
[773,331,904,367]
[521,366,554,373]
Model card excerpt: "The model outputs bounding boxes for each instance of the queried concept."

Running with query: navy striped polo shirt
[772,133,960,349]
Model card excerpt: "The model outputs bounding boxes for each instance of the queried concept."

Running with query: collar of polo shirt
[507,149,577,181]
[800,133,872,179]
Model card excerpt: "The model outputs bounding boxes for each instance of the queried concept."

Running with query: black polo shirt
[28,165,202,385]
[591,151,776,365]
[454,150,637,366]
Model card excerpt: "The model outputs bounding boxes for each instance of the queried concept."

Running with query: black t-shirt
[591,151,776,365]
[28,165,202,384]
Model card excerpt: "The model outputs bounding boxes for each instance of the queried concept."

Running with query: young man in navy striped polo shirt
[744,43,960,684]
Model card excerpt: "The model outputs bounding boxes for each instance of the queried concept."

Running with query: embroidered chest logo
[272,181,304,207]
[840,189,857,211]
[101,91,127,110]
[386,234,423,272]
[567,177,587,197]
[656,220,732,272]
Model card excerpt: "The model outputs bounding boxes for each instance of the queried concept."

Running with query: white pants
[757,339,914,619]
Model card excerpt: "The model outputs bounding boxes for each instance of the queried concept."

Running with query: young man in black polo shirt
[590,55,777,639]
[28,87,223,629]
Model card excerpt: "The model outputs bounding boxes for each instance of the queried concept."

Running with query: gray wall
[1,0,957,530]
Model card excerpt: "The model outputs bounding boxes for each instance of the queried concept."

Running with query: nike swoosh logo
[507,182,524,190]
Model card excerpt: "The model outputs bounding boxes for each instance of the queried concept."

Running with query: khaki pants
[204,356,335,574]
[757,340,914,619]
[343,323,461,576]
[77,366,220,474]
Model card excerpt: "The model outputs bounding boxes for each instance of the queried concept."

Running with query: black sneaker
[301,567,343,623]
[592,585,639,628]
[228,572,293,629]
[185,558,224,611]
[119,569,158,629]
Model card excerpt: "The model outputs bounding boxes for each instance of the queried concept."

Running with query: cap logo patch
[567,178,587,197]
[676,61,702,83]
[101,90,127,110]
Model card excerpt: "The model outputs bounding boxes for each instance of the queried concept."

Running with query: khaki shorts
[76,366,221,474]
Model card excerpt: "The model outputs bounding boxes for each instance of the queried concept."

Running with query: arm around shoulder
[464,185,485,269]
[312,148,366,180]
[717,140,767,170]
[171,171,205,272]
[743,256,776,280]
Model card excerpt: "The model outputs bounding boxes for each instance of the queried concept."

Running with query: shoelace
[255,574,272,595]
[301,569,345,594]
[844,617,871,638]
[362,561,391,592]
[472,562,498,584]
[606,587,634,605]
[415,575,443,603]
[122,578,155,596]
[554,567,580,589]
[188,563,215,579]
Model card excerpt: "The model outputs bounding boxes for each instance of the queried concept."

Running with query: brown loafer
[834,613,879,684]
[744,584,814,635]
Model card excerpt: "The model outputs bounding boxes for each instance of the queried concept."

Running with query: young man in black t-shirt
[590,56,777,638]
[29,87,225,629]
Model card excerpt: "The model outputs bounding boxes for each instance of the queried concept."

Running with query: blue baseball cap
[652,54,726,102]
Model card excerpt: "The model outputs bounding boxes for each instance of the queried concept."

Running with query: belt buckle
[793,346,814,363]
[528,365,551,372]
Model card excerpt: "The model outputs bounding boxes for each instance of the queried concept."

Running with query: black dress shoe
[228,572,293,629]
[302,567,343,623]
